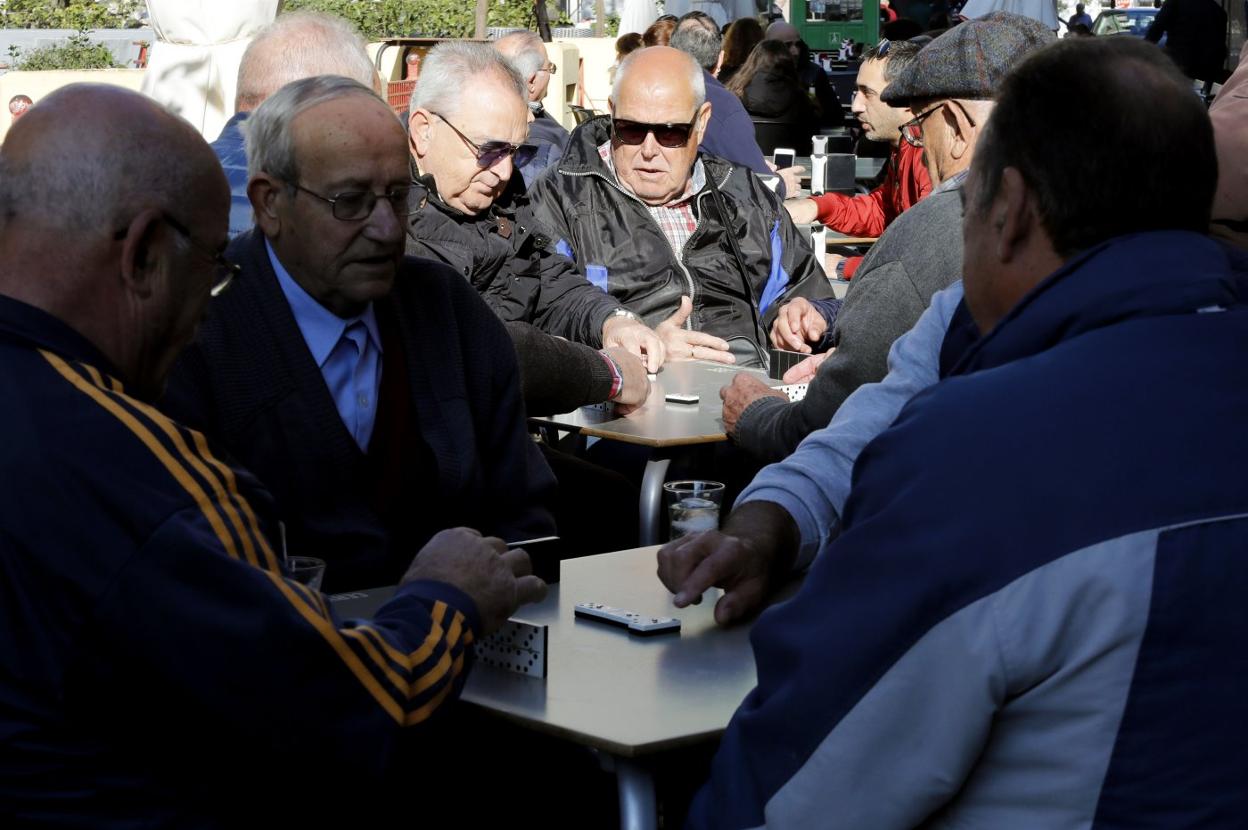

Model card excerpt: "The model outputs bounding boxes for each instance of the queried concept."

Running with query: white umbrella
[959,0,1059,30]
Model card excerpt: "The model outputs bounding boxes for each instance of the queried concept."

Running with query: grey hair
[610,47,706,109]
[670,19,722,72]
[410,41,527,117]
[244,75,384,184]
[494,30,547,79]
[236,11,377,111]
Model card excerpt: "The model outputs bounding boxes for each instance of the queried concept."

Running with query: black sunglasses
[431,111,537,169]
[611,117,697,148]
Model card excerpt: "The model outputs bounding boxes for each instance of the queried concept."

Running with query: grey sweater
[734,176,966,463]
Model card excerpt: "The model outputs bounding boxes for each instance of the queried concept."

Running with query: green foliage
[282,0,572,39]
[9,28,121,70]
[1,0,145,30]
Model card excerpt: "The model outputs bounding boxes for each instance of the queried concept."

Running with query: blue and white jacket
[690,231,1248,828]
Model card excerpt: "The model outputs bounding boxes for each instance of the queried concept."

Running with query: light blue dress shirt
[268,241,384,451]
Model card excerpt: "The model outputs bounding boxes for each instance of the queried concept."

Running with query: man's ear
[527,71,541,98]
[713,50,725,75]
[409,108,434,159]
[947,101,977,165]
[248,173,285,238]
[994,166,1034,264]
[117,208,166,300]
[694,101,712,144]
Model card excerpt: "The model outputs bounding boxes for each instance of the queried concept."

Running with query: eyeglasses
[287,181,418,221]
[539,60,557,74]
[112,214,239,297]
[611,117,697,148]
[899,100,977,148]
[899,103,946,148]
[431,111,537,169]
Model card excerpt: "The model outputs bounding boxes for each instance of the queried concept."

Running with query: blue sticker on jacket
[759,220,789,313]
[586,264,609,292]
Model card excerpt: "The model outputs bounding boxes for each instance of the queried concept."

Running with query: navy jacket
[692,232,1248,828]
[164,231,557,592]
[0,295,483,826]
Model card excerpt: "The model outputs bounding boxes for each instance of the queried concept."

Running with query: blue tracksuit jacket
[690,231,1248,828]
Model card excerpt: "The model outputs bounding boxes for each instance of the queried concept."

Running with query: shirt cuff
[598,350,624,400]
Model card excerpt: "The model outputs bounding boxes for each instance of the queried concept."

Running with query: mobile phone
[772,147,796,170]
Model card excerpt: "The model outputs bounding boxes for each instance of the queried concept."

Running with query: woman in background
[718,17,765,84]
[726,39,815,130]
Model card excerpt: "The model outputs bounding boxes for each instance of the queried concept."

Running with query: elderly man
[212,11,377,237]
[406,41,660,413]
[785,38,932,280]
[165,76,558,593]
[0,84,543,824]
[721,12,1052,462]
[677,36,1248,827]
[526,46,828,369]
[493,29,568,186]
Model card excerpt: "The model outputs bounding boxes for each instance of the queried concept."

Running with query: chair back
[751,118,812,157]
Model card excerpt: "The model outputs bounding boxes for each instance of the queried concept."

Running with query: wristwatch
[608,308,641,322]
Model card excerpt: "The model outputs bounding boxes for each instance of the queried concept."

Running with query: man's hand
[825,252,845,279]
[784,196,820,225]
[720,373,787,436]
[777,166,805,198]
[402,527,547,635]
[657,296,735,364]
[656,501,799,626]
[782,351,830,383]
[601,346,651,409]
[602,315,665,371]
[769,297,827,353]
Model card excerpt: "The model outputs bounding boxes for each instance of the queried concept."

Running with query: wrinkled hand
[824,252,845,279]
[402,527,547,634]
[719,373,787,437]
[655,501,799,626]
[602,315,665,371]
[657,296,734,364]
[781,351,830,384]
[784,196,820,225]
[777,165,805,199]
[769,297,827,353]
[601,346,651,409]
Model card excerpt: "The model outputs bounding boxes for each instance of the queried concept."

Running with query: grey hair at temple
[494,30,547,80]
[409,41,527,118]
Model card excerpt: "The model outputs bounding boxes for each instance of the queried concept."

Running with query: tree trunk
[535,0,552,41]
[594,0,606,36]
[475,0,488,38]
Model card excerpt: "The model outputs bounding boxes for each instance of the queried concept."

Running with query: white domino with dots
[574,602,681,635]
[475,618,548,677]
[776,383,808,402]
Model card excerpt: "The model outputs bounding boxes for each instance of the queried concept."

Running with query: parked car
[1092,7,1163,39]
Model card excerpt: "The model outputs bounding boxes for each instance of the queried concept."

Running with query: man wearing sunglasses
[164,75,559,593]
[526,46,829,369]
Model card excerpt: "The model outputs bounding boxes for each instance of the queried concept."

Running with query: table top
[529,360,778,448]
[333,546,765,758]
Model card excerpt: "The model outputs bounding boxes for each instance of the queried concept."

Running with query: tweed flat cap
[881,12,1055,105]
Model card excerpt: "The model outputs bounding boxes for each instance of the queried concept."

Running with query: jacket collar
[952,231,1247,377]
[0,293,124,381]
[410,162,519,224]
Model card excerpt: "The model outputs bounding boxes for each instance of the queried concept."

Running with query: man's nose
[489,152,515,184]
[851,91,866,115]
[640,130,662,157]
[364,193,403,241]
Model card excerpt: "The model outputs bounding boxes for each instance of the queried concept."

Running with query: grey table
[331,545,770,830]
[529,360,780,545]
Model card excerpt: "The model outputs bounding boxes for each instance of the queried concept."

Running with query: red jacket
[810,140,932,278]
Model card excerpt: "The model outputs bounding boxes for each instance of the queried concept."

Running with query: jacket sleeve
[737,282,963,567]
[78,493,482,798]
[736,258,932,463]
[809,186,890,238]
[474,302,559,544]
[506,321,615,415]
[518,216,621,347]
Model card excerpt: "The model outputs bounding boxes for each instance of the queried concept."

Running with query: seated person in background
[526,46,830,369]
[766,20,845,129]
[164,76,558,592]
[405,41,658,414]
[720,12,1053,462]
[0,83,543,825]
[212,11,379,238]
[717,16,765,84]
[669,37,1248,828]
[785,38,932,280]
[671,12,797,195]
[642,14,679,47]
[726,39,817,138]
[612,31,644,84]
[1210,48,1248,248]
[493,30,569,187]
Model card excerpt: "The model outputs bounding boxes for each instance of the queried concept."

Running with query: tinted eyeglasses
[287,182,418,221]
[611,118,697,148]
[432,111,537,169]
[113,213,239,297]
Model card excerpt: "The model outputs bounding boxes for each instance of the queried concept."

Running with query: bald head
[611,46,706,109]
[766,21,803,61]
[0,84,230,398]
[235,11,378,112]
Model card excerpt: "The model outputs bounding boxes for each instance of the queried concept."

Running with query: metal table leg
[616,757,659,830]
[639,455,672,546]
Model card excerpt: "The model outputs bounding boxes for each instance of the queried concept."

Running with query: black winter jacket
[526,116,830,367]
